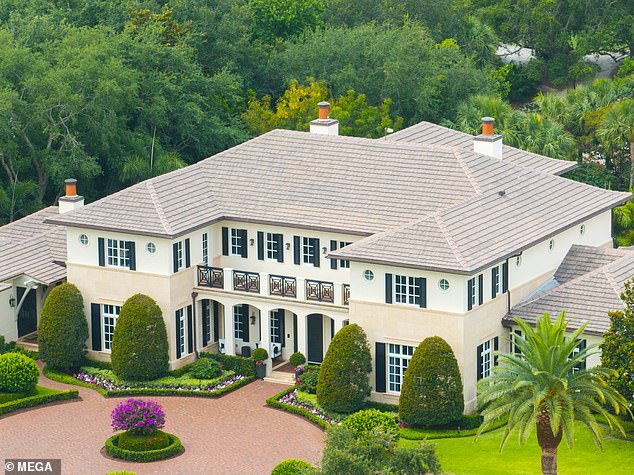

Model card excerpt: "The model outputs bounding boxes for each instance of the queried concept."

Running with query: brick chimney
[58,178,84,213]
[473,117,503,159]
[310,101,339,136]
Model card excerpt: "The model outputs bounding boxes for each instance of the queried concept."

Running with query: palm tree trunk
[537,415,563,475]
[540,446,558,475]
[629,141,634,191]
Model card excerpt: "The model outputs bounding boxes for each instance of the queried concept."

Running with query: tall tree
[479,313,629,475]
[598,99,634,189]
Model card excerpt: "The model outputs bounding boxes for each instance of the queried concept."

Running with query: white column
[297,277,306,301]
[261,309,272,376]
[296,313,307,357]
[223,303,235,355]
[261,272,270,296]
[223,268,233,292]
[334,282,343,306]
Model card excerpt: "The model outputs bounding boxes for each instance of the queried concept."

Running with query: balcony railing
[343,284,350,305]
[305,279,334,303]
[269,275,297,298]
[233,270,260,293]
[197,266,224,289]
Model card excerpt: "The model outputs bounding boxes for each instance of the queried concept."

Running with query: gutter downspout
[191,291,199,358]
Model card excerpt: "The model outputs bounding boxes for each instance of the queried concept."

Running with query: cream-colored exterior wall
[0,286,16,341]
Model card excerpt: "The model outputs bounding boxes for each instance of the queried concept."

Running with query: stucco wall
[0,286,16,341]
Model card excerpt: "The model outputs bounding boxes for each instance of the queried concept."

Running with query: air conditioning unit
[270,342,282,359]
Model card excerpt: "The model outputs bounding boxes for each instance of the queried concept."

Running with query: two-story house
[2,104,631,412]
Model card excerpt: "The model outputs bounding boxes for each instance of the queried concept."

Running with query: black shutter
[476,344,483,380]
[493,336,499,366]
[98,238,105,267]
[90,303,101,351]
[187,305,193,354]
[185,238,191,268]
[202,300,210,347]
[491,267,499,299]
[175,312,182,359]
[213,301,219,342]
[173,243,179,272]
[467,278,474,311]
[242,304,249,342]
[331,318,335,338]
[312,238,320,267]
[577,339,587,370]
[415,277,427,308]
[385,273,393,304]
[222,227,229,256]
[293,236,301,264]
[502,262,509,293]
[375,342,386,393]
[478,274,484,305]
[276,234,284,263]
[240,229,248,258]
[257,231,264,260]
[330,240,338,270]
[280,310,286,347]
[127,241,136,270]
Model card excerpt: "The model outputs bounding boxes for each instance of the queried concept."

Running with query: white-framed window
[107,239,130,268]
[363,269,375,281]
[176,308,185,357]
[102,304,121,352]
[339,241,351,268]
[302,237,315,265]
[479,339,493,379]
[79,234,89,246]
[439,279,450,291]
[175,240,184,271]
[202,232,209,264]
[468,277,476,308]
[234,306,245,340]
[510,329,523,355]
[146,242,156,254]
[266,232,280,260]
[231,228,244,256]
[388,344,414,393]
[570,339,587,372]
[394,275,420,305]
[270,310,282,343]
[493,266,500,296]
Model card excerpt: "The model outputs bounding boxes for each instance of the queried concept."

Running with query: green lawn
[400,422,634,475]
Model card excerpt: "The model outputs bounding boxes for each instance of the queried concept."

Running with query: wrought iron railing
[305,279,334,303]
[197,266,224,289]
[343,284,350,305]
[269,275,297,298]
[233,270,260,293]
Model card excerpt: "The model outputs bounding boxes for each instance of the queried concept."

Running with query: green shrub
[0,335,37,359]
[0,353,39,393]
[38,283,88,370]
[118,430,171,451]
[271,458,315,475]
[111,294,169,381]
[341,409,399,440]
[106,471,138,475]
[297,365,320,394]
[317,324,371,414]
[200,352,256,377]
[252,347,269,362]
[190,358,222,379]
[0,387,78,416]
[105,432,183,462]
[399,336,464,427]
[289,352,306,367]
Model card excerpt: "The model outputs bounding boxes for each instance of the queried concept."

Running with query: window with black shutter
[90,303,102,351]
[478,274,483,305]
[491,266,500,299]
[375,342,387,393]
[293,236,301,265]
[202,300,210,347]
[98,238,105,267]
[257,231,265,260]
[385,273,393,304]
[330,240,338,270]
[222,227,229,256]
[184,238,191,268]
[186,305,193,354]
[127,242,136,271]
[467,278,475,311]
[502,262,509,293]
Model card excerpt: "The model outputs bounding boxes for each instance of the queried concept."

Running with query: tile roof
[0,207,67,285]
[385,121,577,175]
[505,245,634,335]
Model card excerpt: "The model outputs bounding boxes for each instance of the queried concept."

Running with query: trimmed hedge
[39,283,88,370]
[266,388,331,430]
[271,458,315,475]
[399,336,464,427]
[0,386,79,416]
[105,431,183,462]
[341,409,400,440]
[190,358,222,379]
[200,352,256,377]
[317,323,371,414]
[0,335,38,359]
[111,294,169,381]
[399,415,505,440]
[0,353,39,393]
[118,430,171,451]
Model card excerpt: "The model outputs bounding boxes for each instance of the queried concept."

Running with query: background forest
[0,0,632,236]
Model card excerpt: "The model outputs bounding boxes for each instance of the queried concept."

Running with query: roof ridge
[453,150,482,194]
[601,266,624,301]
[433,213,469,271]
[145,180,172,235]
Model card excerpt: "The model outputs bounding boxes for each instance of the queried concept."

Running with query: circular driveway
[0,374,324,474]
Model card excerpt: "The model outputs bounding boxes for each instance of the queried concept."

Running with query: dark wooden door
[17,287,37,337]
[307,314,323,363]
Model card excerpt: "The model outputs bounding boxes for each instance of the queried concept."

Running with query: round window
[580,224,585,236]
[549,239,555,251]
[79,234,89,246]
[516,255,522,267]
[363,270,375,281]
[439,279,450,291]
[146,242,157,254]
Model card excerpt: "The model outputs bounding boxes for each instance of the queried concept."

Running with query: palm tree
[478,312,630,475]
[598,99,634,190]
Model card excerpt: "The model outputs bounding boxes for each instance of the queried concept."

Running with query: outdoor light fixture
[249,238,255,246]
[322,247,327,254]
[9,295,16,308]
[285,242,291,250]
[250,314,256,325]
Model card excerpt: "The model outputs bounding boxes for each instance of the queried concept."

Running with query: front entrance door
[307,314,323,363]
[17,287,37,337]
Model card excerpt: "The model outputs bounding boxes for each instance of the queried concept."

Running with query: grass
[400,421,634,475]
[0,385,78,416]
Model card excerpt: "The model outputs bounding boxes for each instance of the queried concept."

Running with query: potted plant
[289,351,306,379]
[252,347,269,379]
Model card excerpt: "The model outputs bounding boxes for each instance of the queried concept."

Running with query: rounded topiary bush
[252,347,269,362]
[317,323,372,414]
[289,352,306,367]
[271,458,314,475]
[111,294,168,381]
[341,409,400,440]
[39,283,88,370]
[0,353,39,393]
[190,358,222,379]
[399,336,464,427]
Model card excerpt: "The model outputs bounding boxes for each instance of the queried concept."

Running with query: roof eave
[502,314,606,337]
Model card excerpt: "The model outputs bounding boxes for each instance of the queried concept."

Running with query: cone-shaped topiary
[317,323,371,413]
[399,336,464,427]
[39,283,88,370]
[111,294,168,381]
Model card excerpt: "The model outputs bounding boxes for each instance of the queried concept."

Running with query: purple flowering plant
[111,398,166,435]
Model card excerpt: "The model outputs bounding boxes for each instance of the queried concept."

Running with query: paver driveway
[0,373,324,475]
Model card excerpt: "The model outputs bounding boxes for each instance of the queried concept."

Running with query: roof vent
[474,117,503,159]
[58,178,84,214]
[310,101,339,136]
[498,190,506,197]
